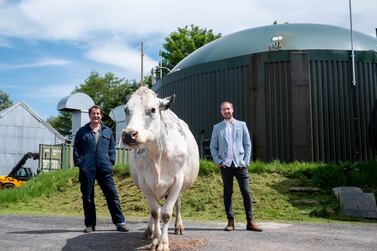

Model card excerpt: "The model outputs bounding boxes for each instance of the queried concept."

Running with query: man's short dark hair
[89,105,103,115]
[220,101,234,109]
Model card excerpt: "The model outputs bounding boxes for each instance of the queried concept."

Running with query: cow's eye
[124,107,130,115]
[151,108,156,113]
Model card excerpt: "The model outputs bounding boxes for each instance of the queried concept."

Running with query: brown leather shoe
[246,220,262,232]
[224,218,235,231]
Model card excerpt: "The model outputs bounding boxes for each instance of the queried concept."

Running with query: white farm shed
[57,92,94,142]
[109,105,126,145]
[0,101,66,175]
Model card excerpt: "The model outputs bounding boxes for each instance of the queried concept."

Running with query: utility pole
[141,42,144,86]
[349,0,360,161]
[348,0,356,87]
[159,50,162,79]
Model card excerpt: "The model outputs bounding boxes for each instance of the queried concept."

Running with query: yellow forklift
[0,152,39,189]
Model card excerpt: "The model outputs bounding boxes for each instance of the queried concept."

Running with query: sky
[0,0,376,119]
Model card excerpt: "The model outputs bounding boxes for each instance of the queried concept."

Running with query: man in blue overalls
[73,105,128,233]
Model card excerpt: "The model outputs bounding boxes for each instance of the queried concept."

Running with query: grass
[1,160,377,223]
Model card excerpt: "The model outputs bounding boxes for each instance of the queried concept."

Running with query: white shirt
[223,120,237,167]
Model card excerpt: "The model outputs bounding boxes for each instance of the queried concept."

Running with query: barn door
[250,51,312,162]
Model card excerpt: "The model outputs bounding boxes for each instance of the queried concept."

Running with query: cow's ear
[159,94,175,110]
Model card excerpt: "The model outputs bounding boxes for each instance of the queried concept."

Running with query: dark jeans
[79,169,125,227]
[220,165,253,220]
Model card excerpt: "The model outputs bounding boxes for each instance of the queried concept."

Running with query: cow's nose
[123,130,138,144]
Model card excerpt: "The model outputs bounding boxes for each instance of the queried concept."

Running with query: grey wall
[71,111,90,142]
[0,104,65,175]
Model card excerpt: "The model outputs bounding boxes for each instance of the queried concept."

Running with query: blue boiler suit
[73,123,125,227]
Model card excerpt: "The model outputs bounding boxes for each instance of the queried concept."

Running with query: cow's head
[121,86,175,148]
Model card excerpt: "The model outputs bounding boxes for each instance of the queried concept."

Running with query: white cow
[121,87,199,251]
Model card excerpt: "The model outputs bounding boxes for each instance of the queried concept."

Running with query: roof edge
[0,101,66,142]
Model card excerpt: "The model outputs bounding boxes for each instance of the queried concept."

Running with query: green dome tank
[172,23,376,72]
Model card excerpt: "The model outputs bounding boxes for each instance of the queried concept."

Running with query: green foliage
[0,90,13,111]
[143,75,153,88]
[161,24,221,74]
[113,163,130,178]
[346,161,377,187]
[249,160,322,179]
[307,161,377,190]
[47,71,140,134]
[311,164,347,190]
[0,168,78,206]
[182,173,224,220]
[2,160,377,223]
[74,71,139,127]
[199,159,219,175]
[47,112,72,137]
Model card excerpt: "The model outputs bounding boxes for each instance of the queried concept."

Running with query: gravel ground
[0,215,376,251]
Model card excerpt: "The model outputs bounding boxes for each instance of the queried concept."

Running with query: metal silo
[153,23,377,163]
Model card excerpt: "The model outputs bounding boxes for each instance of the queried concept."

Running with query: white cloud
[86,40,158,80]
[0,0,375,79]
[0,0,375,40]
[0,0,375,81]
[1,81,75,99]
[25,83,76,99]
[0,58,70,70]
[0,0,374,120]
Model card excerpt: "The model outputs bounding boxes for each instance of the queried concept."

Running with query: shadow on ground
[8,229,83,234]
[61,230,209,251]
[62,232,150,251]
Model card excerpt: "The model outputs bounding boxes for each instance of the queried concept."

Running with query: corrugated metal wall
[310,52,377,162]
[157,56,250,146]
[0,105,65,175]
[155,50,377,162]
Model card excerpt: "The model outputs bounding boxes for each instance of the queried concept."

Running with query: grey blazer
[210,119,252,167]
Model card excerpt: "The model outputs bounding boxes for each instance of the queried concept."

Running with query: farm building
[0,101,66,175]
[109,105,126,145]
[153,23,377,163]
[57,92,94,142]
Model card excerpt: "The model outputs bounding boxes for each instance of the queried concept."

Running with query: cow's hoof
[143,228,153,240]
[174,225,184,235]
[150,238,159,251]
[156,244,170,251]
[174,227,183,235]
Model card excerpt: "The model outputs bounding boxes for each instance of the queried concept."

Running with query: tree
[74,71,139,127]
[47,112,72,137]
[161,24,221,75]
[0,90,13,111]
[48,71,139,135]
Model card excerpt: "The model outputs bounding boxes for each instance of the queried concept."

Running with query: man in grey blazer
[210,101,262,232]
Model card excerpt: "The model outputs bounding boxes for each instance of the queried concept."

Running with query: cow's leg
[174,195,184,235]
[143,192,161,251]
[143,214,154,240]
[158,176,184,251]
[150,208,162,251]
